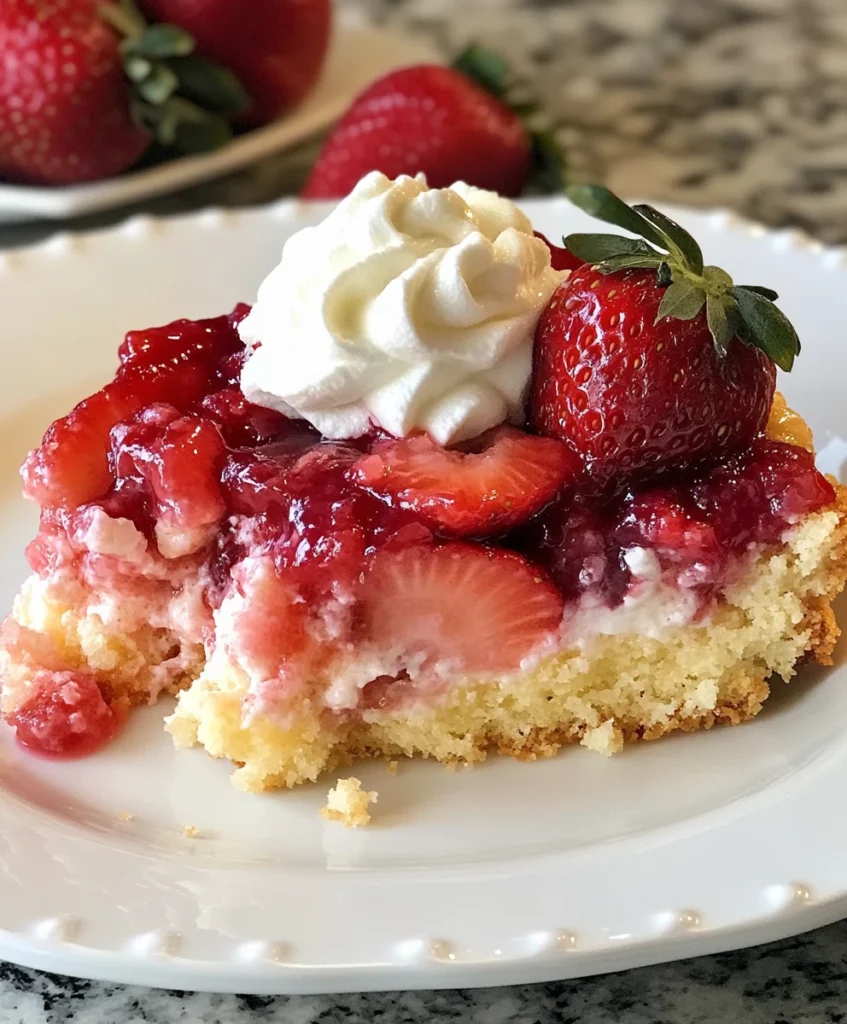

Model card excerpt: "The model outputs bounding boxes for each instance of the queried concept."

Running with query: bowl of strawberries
[0,0,436,222]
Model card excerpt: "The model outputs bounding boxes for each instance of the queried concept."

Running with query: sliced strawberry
[358,542,563,674]
[351,427,581,539]
[230,559,311,682]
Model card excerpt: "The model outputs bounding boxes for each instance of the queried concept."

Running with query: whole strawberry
[0,0,250,186]
[531,185,800,488]
[0,0,150,185]
[139,0,331,125]
[301,47,563,199]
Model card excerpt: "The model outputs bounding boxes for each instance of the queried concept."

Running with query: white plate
[0,18,435,224]
[1,200,847,995]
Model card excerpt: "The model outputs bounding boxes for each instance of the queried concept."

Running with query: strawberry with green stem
[0,0,249,187]
[137,0,332,127]
[101,0,249,154]
[530,185,801,487]
[563,185,800,369]
[301,44,565,200]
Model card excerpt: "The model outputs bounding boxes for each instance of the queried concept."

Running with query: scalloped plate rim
[0,197,846,993]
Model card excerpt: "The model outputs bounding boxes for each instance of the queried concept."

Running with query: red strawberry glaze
[200,388,292,447]
[526,438,835,607]
[22,307,248,509]
[5,307,837,758]
[9,671,121,759]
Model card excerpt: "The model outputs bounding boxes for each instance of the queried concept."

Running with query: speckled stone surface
[5,923,847,1022]
[3,0,847,1020]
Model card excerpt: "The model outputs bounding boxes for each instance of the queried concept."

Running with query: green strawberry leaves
[452,46,511,100]
[530,130,567,194]
[565,185,668,249]
[633,203,704,275]
[705,294,737,357]
[655,279,706,322]
[599,254,665,273]
[731,286,799,371]
[563,183,801,372]
[131,23,194,58]
[564,234,657,265]
[100,0,250,155]
[737,284,779,301]
[169,56,249,116]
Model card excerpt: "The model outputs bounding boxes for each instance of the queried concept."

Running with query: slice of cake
[2,172,845,791]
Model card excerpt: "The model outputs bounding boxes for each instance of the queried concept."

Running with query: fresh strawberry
[358,543,563,674]
[0,0,250,186]
[534,232,584,273]
[351,427,581,539]
[301,47,564,199]
[530,185,800,487]
[139,0,331,125]
[0,0,149,185]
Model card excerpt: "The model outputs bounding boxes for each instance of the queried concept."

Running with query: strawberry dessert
[2,172,845,791]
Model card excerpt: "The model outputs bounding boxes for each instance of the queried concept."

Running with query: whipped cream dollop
[239,171,564,444]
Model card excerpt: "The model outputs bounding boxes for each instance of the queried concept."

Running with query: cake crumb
[386,760,398,775]
[580,720,624,756]
[321,778,377,828]
[118,810,134,822]
[182,824,200,838]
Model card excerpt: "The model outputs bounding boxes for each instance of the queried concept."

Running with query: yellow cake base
[164,487,847,791]
[0,573,204,717]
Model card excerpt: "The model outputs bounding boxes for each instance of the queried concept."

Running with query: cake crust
[160,483,847,790]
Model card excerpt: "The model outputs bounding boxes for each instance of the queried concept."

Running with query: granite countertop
[3,0,847,1020]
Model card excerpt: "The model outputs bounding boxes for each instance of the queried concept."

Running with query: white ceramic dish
[1,199,847,994]
[0,17,435,224]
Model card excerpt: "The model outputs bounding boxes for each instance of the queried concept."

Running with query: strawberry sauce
[5,307,835,758]
[9,671,121,759]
